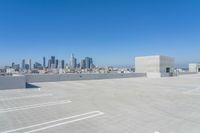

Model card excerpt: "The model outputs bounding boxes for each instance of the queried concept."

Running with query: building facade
[135,55,175,77]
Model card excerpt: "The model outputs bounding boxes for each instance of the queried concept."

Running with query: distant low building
[189,64,200,73]
[34,62,43,70]
[0,69,6,76]
[135,55,175,78]
[12,64,20,71]
[6,68,15,74]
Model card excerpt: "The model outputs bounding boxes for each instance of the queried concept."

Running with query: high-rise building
[43,57,46,68]
[51,56,55,65]
[29,59,32,70]
[77,63,80,68]
[48,59,51,69]
[56,59,59,68]
[25,64,29,70]
[89,58,93,69]
[69,54,77,69]
[85,57,90,69]
[61,60,65,69]
[22,59,25,70]
[85,57,94,69]
[80,59,86,69]
[11,62,15,68]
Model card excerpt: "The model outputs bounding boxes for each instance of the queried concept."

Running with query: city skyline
[1,0,200,67]
[6,53,95,69]
[0,50,198,68]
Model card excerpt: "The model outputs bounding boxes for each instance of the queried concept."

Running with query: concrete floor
[0,74,200,133]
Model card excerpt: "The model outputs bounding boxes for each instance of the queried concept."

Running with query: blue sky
[0,0,200,67]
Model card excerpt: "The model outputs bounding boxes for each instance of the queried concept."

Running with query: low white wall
[0,73,146,89]
[26,73,146,83]
[178,72,197,75]
[0,76,26,90]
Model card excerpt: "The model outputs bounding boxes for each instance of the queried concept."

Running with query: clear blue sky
[0,0,200,67]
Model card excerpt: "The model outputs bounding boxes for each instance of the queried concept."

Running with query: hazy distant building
[135,55,175,78]
[61,60,65,69]
[22,59,25,70]
[28,59,32,70]
[12,62,20,70]
[43,57,46,68]
[69,54,77,69]
[51,64,56,69]
[85,57,94,69]
[11,62,15,68]
[189,64,200,73]
[25,64,29,70]
[48,59,51,69]
[51,56,55,65]
[80,59,86,69]
[56,59,59,68]
[12,64,20,70]
[77,63,80,69]
[34,62,43,69]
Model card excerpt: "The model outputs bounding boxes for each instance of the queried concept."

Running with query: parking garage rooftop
[0,74,200,133]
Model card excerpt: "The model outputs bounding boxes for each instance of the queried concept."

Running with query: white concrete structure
[0,75,26,89]
[189,63,200,73]
[135,55,175,78]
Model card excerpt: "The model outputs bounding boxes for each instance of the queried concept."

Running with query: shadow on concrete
[26,83,40,89]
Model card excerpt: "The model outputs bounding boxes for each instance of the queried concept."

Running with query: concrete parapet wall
[178,72,197,75]
[26,73,146,83]
[0,76,26,90]
[0,73,146,89]
[26,74,60,83]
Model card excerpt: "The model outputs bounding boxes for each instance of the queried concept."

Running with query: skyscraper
[11,62,15,68]
[61,60,65,69]
[56,59,59,68]
[85,57,90,69]
[69,54,77,69]
[48,59,51,69]
[25,64,29,70]
[85,57,94,69]
[80,59,86,69]
[89,58,93,69]
[51,56,55,65]
[29,59,32,70]
[43,57,46,68]
[22,59,25,70]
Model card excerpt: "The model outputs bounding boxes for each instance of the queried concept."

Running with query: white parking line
[2,111,104,133]
[0,100,72,114]
[0,94,53,101]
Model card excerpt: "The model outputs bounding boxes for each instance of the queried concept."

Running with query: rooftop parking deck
[0,74,200,133]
